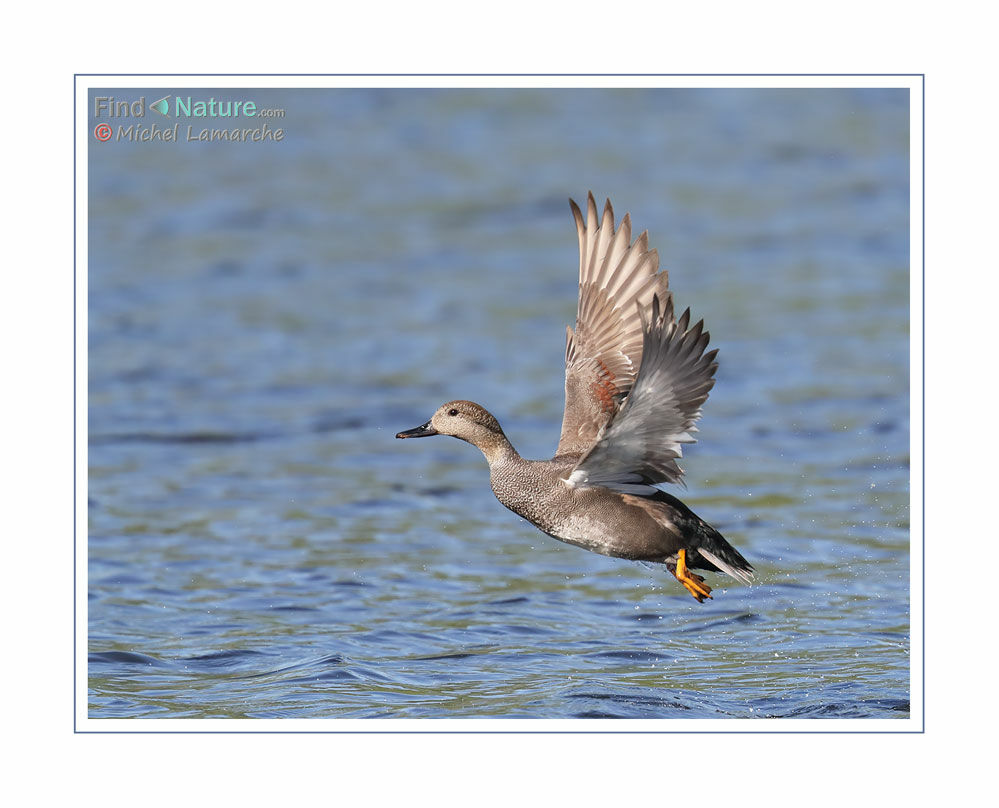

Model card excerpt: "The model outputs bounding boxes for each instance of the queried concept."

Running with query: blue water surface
[87,88,910,720]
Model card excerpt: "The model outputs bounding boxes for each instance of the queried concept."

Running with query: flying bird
[397,193,752,601]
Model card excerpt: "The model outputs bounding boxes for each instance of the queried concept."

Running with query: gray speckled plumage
[397,194,753,601]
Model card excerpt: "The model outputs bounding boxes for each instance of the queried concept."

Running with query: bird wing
[565,293,718,495]
[556,193,670,457]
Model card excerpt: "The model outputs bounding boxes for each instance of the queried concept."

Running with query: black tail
[650,490,754,584]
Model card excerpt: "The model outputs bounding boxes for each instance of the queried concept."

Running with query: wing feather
[565,293,719,494]
[557,193,670,457]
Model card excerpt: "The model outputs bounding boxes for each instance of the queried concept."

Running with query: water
[87,88,910,720]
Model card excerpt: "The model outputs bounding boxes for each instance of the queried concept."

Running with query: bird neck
[476,432,520,466]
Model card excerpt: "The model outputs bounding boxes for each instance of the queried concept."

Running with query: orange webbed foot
[675,548,713,603]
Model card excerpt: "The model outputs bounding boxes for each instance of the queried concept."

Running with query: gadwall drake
[397,193,752,602]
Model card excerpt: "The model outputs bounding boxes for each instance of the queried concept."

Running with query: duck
[397,193,753,602]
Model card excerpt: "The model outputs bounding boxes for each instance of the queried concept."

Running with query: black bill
[395,420,438,439]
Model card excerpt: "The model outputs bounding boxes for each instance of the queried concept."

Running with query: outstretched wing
[565,293,718,495]
[557,193,669,457]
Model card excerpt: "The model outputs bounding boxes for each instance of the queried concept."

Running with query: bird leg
[674,548,713,602]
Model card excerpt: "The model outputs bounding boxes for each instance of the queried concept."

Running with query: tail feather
[636,489,754,585]
[697,547,754,585]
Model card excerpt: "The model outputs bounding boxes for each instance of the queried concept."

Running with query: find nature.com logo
[93,94,286,143]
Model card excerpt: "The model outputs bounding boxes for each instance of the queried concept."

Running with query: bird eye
[448,408,458,416]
